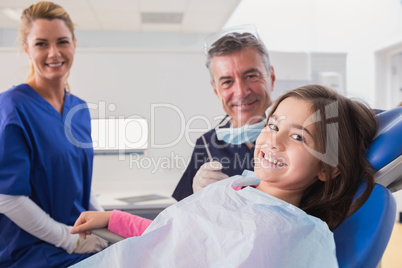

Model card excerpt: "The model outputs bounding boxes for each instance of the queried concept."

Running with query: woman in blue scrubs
[0,2,107,267]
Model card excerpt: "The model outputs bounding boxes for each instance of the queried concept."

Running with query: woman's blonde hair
[19,1,75,90]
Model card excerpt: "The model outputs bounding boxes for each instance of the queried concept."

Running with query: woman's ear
[317,167,340,182]
[22,42,29,56]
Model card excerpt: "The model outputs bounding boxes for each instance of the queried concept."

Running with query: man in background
[173,28,276,201]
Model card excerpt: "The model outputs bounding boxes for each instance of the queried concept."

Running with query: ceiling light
[2,8,22,22]
[141,12,183,24]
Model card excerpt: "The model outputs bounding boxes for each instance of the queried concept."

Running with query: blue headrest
[334,183,396,268]
[334,107,400,267]
[367,107,401,171]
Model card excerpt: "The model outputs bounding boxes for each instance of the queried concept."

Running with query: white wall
[225,0,402,109]
[71,48,220,196]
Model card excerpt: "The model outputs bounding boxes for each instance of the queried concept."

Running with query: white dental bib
[74,171,338,268]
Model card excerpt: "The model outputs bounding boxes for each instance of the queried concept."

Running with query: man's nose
[232,79,249,98]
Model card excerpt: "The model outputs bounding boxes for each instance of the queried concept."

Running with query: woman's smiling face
[24,18,76,84]
[254,97,326,205]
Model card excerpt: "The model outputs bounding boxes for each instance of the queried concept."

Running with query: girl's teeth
[269,158,277,164]
[48,63,62,67]
[263,154,277,164]
[263,153,284,166]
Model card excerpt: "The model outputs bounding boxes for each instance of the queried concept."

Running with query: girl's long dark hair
[269,85,377,230]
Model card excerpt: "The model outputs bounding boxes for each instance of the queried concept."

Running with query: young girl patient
[71,85,377,267]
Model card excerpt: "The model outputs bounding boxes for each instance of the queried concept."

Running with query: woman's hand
[70,211,113,239]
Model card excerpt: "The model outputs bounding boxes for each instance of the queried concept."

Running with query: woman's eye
[59,40,70,45]
[268,124,278,131]
[291,134,305,142]
[35,42,46,47]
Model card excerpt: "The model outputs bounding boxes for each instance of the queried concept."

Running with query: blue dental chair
[333,107,401,268]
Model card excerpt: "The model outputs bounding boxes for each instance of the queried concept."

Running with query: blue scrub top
[0,84,94,267]
[172,117,255,201]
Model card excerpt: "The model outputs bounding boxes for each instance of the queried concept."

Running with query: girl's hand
[70,211,113,239]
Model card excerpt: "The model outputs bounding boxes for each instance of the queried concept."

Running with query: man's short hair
[206,32,271,82]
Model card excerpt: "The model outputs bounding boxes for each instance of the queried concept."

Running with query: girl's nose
[267,132,285,152]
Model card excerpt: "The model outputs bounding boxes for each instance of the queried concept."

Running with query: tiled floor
[382,222,402,267]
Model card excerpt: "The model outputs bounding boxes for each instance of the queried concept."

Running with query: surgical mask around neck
[216,118,266,145]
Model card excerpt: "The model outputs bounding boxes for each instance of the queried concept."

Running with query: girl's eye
[59,40,70,44]
[291,134,306,142]
[268,124,278,131]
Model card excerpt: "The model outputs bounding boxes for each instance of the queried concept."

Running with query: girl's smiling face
[254,97,327,206]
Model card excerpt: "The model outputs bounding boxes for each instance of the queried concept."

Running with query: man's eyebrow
[218,76,233,82]
[218,68,262,82]
[242,68,261,76]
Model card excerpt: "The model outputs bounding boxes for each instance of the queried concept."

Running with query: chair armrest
[92,228,125,244]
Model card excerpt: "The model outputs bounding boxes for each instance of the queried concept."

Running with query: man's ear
[211,81,219,98]
[317,166,340,182]
[270,66,276,91]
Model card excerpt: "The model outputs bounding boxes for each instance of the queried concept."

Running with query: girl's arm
[71,210,153,238]
[108,210,152,238]
[71,211,113,238]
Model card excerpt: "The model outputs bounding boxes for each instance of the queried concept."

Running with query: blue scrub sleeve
[0,124,31,196]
